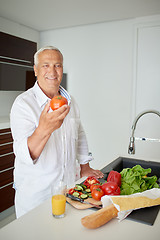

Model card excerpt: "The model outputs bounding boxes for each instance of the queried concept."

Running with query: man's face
[34,49,63,97]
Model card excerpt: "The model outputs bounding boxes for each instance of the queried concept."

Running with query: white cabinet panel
[133,24,160,160]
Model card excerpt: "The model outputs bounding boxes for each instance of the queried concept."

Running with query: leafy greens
[120,165,159,195]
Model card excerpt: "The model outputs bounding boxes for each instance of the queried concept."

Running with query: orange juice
[52,194,66,216]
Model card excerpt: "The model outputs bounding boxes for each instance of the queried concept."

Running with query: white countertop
[0,189,160,240]
[0,116,10,129]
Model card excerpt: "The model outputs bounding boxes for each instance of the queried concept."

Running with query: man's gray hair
[34,46,63,66]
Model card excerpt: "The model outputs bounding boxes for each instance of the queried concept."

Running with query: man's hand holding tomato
[28,100,70,160]
[40,100,69,135]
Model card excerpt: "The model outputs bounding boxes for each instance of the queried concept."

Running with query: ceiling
[0,0,160,31]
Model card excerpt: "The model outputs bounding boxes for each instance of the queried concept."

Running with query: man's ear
[34,65,37,77]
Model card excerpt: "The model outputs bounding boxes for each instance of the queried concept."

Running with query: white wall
[40,15,160,168]
[0,17,39,117]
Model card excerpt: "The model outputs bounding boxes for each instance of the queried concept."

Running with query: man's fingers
[54,105,70,120]
[94,170,104,179]
[43,101,51,113]
[89,169,104,179]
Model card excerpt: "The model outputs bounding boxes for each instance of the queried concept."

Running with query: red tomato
[50,95,68,111]
[91,188,104,201]
[90,183,101,192]
[101,182,120,195]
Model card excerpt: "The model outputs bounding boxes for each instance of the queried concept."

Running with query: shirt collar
[33,81,50,108]
[59,85,71,105]
[33,81,71,108]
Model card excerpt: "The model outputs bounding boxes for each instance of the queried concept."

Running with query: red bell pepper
[107,170,121,186]
[68,188,75,195]
[83,176,100,187]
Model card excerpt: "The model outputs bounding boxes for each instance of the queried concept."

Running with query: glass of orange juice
[51,181,67,218]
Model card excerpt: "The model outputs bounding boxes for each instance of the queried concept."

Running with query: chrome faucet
[128,110,160,154]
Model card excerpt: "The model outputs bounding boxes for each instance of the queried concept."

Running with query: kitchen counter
[0,186,160,240]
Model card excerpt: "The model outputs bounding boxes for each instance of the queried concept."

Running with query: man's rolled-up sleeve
[13,137,34,165]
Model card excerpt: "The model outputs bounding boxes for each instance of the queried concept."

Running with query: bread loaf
[81,204,118,229]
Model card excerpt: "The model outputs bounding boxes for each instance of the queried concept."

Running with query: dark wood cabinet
[0,128,15,213]
[0,31,37,66]
[0,31,37,91]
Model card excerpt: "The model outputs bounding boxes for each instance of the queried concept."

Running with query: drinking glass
[51,181,67,218]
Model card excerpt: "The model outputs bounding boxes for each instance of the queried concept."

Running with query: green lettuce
[120,165,159,195]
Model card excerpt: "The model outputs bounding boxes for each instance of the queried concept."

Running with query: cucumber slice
[72,192,79,197]
[80,194,88,199]
[82,190,88,194]
[80,184,87,190]
[74,184,83,191]
[85,188,91,193]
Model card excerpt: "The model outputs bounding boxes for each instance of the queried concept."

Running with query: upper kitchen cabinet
[0,32,37,91]
[0,31,37,66]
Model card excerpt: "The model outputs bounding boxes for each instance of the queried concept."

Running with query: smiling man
[10,46,103,218]
[34,48,63,98]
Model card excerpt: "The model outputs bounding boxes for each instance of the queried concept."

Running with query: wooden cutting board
[66,197,102,209]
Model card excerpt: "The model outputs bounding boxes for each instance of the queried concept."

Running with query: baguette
[81,204,118,229]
